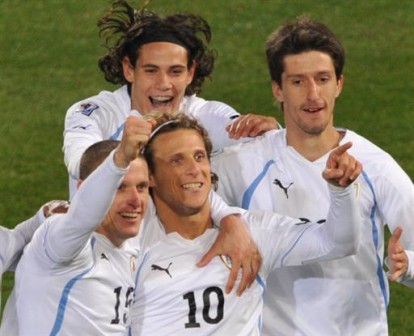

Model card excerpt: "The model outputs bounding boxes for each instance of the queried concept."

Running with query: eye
[170,156,183,165]
[195,152,206,161]
[143,66,157,74]
[170,67,186,76]
[136,182,149,192]
[291,78,303,86]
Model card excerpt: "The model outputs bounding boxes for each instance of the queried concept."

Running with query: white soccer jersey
[130,184,360,336]
[15,152,138,336]
[211,128,414,336]
[63,85,241,182]
[0,208,44,277]
[0,207,44,320]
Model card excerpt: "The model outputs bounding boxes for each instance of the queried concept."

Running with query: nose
[155,72,172,90]
[127,187,142,208]
[307,79,320,101]
[186,159,202,176]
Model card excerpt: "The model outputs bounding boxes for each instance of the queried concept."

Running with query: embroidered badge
[78,103,99,116]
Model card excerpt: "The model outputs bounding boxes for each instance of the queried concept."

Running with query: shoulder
[65,86,130,120]
[344,130,398,168]
[183,94,239,118]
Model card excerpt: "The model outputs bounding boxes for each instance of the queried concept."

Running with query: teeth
[150,96,173,105]
[182,183,202,190]
[305,107,321,112]
[121,212,138,218]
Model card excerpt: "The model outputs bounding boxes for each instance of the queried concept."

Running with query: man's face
[149,129,211,216]
[123,42,195,115]
[99,158,149,246]
[272,51,343,137]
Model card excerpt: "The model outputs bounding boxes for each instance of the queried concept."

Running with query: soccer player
[63,0,277,195]
[14,116,152,335]
[62,0,270,295]
[211,16,414,335]
[129,113,362,335]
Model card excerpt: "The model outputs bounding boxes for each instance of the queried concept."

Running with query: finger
[326,142,353,170]
[225,262,241,294]
[337,157,357,186]
[236,262,251,296]
[333,141,353,156]
[390,227,403,244]
[196,245,217,268]
[227,115,251,140]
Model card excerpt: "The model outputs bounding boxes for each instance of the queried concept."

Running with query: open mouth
[182,182,203,190]
[149,96,174,107]
[303,106,323,113]
[120,212,140,219]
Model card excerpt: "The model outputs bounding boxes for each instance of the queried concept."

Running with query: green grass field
[0,0,413,334]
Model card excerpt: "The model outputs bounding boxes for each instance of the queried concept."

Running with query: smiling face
[97,157,149,247]
[272,51,343,138]
[148,129,211,217]
[122,42,195,115]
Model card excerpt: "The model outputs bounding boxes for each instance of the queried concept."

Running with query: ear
[335,74,344,98]
[272,81,284,102]
[122,56,135,83]
[149,174,156,188]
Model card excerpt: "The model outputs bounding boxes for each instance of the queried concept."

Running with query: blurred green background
[0,1,413,334]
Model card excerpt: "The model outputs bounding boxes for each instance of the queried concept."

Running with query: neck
[153,198,213,240]
[286,127,344,162]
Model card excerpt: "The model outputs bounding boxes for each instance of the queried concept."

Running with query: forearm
[209,191,242,225]
[0,208,44,272]
[302,183,361,264]
[46,150,127,261]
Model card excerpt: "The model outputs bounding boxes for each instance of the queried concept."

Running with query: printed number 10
[183,286,224,328]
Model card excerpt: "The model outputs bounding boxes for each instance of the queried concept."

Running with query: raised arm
[259,142,363,269]
[48,116,152,262]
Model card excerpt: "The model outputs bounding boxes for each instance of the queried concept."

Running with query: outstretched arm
[277,142,363,266]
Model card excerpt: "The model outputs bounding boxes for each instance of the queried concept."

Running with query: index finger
[332,141,352,156]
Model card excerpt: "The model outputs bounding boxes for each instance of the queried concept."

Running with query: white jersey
[211,128,414,336]
[0,207,44,277]
[15,152,138,336]
[63,85,241,182]
[130,184,360,336]
[0,207,44,333]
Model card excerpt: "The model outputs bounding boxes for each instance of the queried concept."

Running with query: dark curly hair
[98,0,216,95]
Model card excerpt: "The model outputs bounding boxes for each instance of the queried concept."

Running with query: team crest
[220,255,232,270]
[77,102,99,116]
[130,255,137,273]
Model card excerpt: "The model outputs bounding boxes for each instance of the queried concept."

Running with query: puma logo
[273,179,293,198]
[101,253,109,261]
[151,262,173,278]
